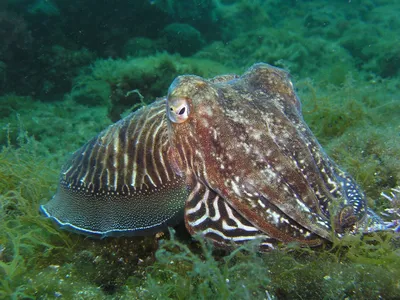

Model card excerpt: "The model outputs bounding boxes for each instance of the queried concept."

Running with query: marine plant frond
[139,228,271,299]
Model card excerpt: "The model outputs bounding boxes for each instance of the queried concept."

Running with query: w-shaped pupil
[178,107,186,115]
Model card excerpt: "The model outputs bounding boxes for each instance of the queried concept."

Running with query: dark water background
[0,0,399,299]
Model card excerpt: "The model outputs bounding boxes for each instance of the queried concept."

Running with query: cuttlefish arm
[41,99,189,237]
[184,180,280,249]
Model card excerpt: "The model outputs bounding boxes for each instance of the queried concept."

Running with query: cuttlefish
[41,63,387,249]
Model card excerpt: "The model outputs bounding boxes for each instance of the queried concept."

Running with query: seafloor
[0,0,399,299]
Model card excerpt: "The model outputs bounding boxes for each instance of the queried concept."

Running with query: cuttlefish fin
[41,99,189,237]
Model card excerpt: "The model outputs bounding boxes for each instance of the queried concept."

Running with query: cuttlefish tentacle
[41,99,189,237]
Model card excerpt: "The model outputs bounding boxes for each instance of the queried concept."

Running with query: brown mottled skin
[167,63,385,247]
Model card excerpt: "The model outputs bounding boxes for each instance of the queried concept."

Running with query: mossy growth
[68,53,233,121]
[263,232,400,299]
[0,94,111,164]
[134,229,272,299]
[0,129,74,299]
[297,74,400,200]
[0,99,399,299]
[161,23,205,57]
[124,228,400,299]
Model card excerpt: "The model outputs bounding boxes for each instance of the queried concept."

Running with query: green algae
[0,62,399,299]
[294,72,400,202]
[0,0,400,298]
[124,229,400,300]
[0,130,398,299]
[1,121,398,299]
[69,52,232,121]
[1,64,399,299]
[0,131,73,298]
[0,94,111,161]
[300,79,400,200]
[136,229,271,300]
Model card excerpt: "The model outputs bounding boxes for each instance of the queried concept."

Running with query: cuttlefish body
[41,63,386,249]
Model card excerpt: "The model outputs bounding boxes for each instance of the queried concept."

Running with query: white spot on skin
[231,180,241,197]
[209,128,218,141]
[242,143,251,154]
[327,176,337,186]
[267,209,281,225]
[263,167,277,181]
[258,200,266,208]
[295,198,311,212]
[280,217,290,224]
[202,106,213,117]
[251,130,263,141]
[201,118,209,128]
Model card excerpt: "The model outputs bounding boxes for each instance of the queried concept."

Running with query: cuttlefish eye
[168,97,190,123]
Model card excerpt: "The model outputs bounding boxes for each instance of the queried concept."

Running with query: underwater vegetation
[68,53,231,121]
[297,74,400,201]
[141,230,400,300]
[0,133,399,299]
[0,0,399,298]
[0,130,71,298]
[0,93,111,159]
[0,69,399,299]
